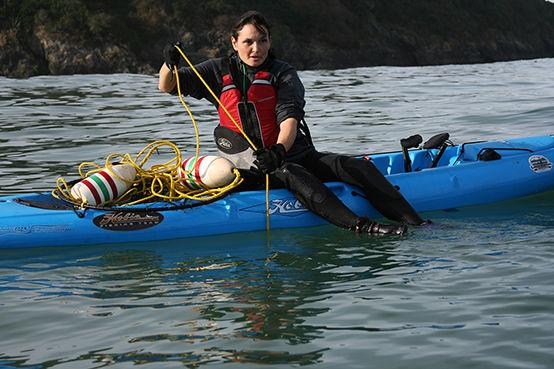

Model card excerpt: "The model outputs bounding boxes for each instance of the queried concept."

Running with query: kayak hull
[1,135,553,248]
[0,184,367,248]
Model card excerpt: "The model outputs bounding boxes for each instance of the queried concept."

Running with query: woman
[159,11,426,235]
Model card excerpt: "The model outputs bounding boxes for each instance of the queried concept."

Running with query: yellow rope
[174,64,200,161]
[52,140,243,207]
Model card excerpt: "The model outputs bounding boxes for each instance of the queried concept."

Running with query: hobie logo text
[269,199,307,215]
[93,212,164,231]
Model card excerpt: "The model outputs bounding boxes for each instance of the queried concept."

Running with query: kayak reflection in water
[158,10,427,236]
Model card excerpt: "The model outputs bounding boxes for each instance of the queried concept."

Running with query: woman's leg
[298,152,426,225]
[272,162,406,235]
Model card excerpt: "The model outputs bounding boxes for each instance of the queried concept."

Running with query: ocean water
[0,58,553,368]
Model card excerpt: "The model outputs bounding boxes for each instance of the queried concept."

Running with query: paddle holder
[400,134,423,172]
[423,133,450,168]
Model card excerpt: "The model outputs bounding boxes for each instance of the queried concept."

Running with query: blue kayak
[1,135,553,249]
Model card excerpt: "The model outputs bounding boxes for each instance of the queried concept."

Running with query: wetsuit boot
[353,217,407,236]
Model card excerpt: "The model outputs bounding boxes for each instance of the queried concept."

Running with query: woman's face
[231,23,270,68]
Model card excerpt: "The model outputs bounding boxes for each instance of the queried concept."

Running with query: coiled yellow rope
[53,140,243,207]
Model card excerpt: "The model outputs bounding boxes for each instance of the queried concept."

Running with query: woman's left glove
[253,143,287,174]
[163,42,183,70]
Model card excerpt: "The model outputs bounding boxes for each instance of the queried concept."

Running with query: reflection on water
[0,227,421,366]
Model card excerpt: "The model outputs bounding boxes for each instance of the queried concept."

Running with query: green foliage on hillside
[1,0,553,77]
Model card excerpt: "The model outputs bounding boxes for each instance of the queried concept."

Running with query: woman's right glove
[253,143,287,174]
[163,42,183,70]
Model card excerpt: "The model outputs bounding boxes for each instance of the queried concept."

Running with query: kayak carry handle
[400,134,422,172]
[423,133,450,168]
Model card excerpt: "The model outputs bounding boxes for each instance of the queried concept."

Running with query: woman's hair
[231,11,271,40]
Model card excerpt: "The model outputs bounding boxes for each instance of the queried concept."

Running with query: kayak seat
[410,150,432,171]
[426,145,459,168]
[389,153,405,174]
[366,152,405,175]
[369,156,393,175]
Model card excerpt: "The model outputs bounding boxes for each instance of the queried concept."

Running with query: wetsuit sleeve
[171,58,222,106]
[275,67,306,124]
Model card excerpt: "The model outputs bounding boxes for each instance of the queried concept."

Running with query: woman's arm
[157,59,222,105]
[277,117,298,152]
[158,63,177,93]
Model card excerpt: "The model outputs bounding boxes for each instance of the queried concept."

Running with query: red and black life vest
[217,66,278,149]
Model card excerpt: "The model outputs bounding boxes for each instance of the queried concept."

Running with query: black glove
[253,143,287,174]
[163,42,183,70]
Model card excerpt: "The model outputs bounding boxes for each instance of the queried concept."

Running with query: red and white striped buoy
[178,155,235,190]
[70,164,136,205]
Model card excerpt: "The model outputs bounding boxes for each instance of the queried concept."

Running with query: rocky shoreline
[2,0,554,78]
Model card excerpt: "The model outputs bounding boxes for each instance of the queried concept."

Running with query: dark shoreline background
[2,0,554,78]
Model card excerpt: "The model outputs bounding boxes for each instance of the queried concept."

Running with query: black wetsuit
[174,54,424,228]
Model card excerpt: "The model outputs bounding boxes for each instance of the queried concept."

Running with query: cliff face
[2,0,554,78]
